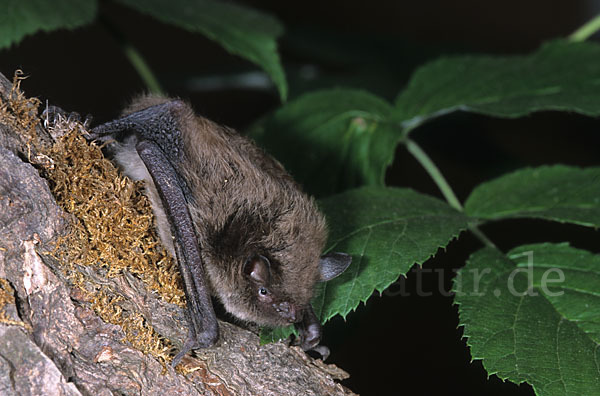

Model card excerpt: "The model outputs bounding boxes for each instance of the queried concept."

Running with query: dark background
[2,1,600,395]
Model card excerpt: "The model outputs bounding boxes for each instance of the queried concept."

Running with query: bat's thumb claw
[171,335,198,368]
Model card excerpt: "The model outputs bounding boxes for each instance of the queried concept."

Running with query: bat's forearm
[136,140,218,346]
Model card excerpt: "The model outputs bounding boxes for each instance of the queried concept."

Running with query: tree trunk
[0,71,356,396]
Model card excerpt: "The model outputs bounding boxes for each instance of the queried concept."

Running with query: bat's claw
[171,334,198,368]
[171,323,218,368]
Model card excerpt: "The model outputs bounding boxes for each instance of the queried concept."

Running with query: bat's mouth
[273,301,299,323]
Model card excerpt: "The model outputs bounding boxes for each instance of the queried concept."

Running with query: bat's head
[203,197,351,327]
[236,251,351,326]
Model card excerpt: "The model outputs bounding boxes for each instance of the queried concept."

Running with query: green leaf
[0,0,97,49]
[260,325,294,345]
[464,165,600,227]
[261,186,469,343]
[115,0,287,100]
[508,243,600,343]
[454,244,600,396]
[394,40,600,132]
[315,186,468,322]
[251,89,397,197]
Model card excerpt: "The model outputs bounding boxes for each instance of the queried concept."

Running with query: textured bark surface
[0,71,357,396]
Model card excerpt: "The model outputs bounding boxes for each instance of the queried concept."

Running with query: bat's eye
[259,287,269,296]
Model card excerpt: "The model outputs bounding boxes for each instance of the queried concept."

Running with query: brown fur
[117,95,328,326]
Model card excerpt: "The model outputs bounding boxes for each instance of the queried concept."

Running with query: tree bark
[0,71,356,396]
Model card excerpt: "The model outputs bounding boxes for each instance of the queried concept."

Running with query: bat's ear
[244,255,271,284]
[318,252,352,282]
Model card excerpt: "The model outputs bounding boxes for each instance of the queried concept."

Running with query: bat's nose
[274,302,297,322]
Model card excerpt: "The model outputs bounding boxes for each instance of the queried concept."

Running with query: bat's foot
[294,328,331,360]
[293,305,331,360]
[295,305,322,350]
[308,345,330,361]
[297,324,321,350]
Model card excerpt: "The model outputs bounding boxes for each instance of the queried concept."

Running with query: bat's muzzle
[274,301,298,322]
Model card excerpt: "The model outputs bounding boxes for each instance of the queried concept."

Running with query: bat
[88,95,351,366]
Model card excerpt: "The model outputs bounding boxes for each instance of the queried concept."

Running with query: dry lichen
[0,71,185,364]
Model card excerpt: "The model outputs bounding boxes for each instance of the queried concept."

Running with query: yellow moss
[0,71,41,143]
[0,279,31,330]
[0,72,185,364]
[44,128,185,304]
[90,289,172,362]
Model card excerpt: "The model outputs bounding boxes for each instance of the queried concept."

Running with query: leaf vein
[555,318,568,394]
[327,214,463,249]
[511,293,525,376]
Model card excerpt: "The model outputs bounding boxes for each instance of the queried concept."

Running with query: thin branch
[405,138,497,249]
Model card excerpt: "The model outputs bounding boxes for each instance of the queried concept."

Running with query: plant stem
[405,138,497,249]
[99,16,164,94]
[121,43,164,94]
[405,138,463,211]
[468,222,497,249]
[569,14,600,42]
